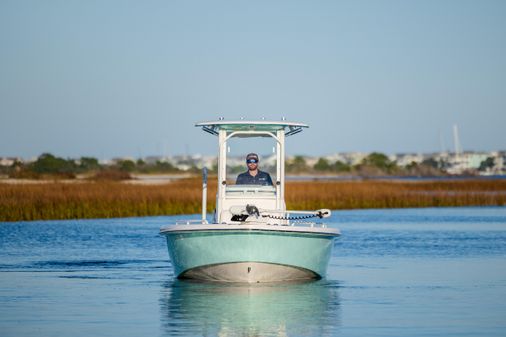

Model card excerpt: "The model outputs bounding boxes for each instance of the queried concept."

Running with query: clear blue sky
[1,0,505,159]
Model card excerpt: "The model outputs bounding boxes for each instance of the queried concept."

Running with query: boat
[160,119,340,283]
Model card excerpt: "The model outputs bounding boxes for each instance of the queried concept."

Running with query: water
[1,207,506,336]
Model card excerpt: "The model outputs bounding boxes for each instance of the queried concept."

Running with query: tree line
[2,153,183,180]
[1,152,496,180]
[285,152,447,176]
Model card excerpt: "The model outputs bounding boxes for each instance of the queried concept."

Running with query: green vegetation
[249,152,444,176]
[364,152,398,172]
[79,157,100,171]
[31,153,77,175]
[306,153,445,176]
[333,160,351,172]
[314,158,331,172]
[287,156,310,173]
[5,153,185,180]
[9,153,78,179]
[479,157,495,172]
[0,151,483,180]
[229,165,246,174]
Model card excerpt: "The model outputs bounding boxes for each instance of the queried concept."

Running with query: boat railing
[168,220,330,229]
[255,220,329,228]
[170,209,331,228]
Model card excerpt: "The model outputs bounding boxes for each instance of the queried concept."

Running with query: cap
[246,153,259,161]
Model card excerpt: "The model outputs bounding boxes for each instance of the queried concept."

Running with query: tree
[79,157,100,171]
[286,156,309,173]
[31,153,77,174]
[118,160,136,172]
[421,158,439,169]
[155,161,178,173]
[333,160,351,172]
[229,165,244,174]
[360,152,397,173]
[362,152,389,168]
[314,158,331,171]
[210,162,219,173]
[479,157,495,171]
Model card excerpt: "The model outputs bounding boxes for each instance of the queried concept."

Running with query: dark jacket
[236,170,273,186]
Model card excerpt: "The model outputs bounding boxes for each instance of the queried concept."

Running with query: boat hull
[161,225,338,283]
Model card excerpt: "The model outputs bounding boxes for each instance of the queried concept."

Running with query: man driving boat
[236,153,273,186]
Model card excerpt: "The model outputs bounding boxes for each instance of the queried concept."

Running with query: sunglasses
[246,159,258,164]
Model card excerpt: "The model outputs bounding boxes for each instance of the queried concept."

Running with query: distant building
[144,156,172,165]
[394,153,425,167]
[324,153,348,164]
[98,159,114,166]
[303,156,319,168]
[6,150,505,176]
[446,152,492,174]
[0,157,21,166]
[479,151,505,175]
[326,152,368,166]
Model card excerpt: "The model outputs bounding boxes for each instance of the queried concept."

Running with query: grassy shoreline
[1,178,505,222]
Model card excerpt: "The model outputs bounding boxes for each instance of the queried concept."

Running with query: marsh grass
[1,178,505,221]
[286,180,506,210]
[0,179,209,221]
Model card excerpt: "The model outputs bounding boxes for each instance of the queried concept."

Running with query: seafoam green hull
[163,228,336,282]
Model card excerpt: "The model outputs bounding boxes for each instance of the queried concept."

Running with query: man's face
[246,159,258,171]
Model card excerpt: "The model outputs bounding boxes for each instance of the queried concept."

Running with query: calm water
[1,207,506,337]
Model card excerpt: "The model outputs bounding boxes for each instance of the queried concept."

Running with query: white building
[0,157,21,166]
[394,153,426,167]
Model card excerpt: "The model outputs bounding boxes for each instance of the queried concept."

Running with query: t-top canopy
[195,120,309,137]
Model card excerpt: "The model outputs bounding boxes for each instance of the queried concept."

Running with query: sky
[0,0,505,159]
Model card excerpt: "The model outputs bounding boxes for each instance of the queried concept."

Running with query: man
[236,153,273,186]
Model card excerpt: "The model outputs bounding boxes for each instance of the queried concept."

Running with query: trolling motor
[246,204,260,218]
[230,204,259,221]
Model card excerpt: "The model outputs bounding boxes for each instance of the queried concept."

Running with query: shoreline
[1,173,505,185]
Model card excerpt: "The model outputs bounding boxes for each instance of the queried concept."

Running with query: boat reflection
[160,279,341,337]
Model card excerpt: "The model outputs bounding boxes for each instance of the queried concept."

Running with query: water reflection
[160,280,341,337]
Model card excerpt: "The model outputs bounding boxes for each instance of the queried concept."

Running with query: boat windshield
[226,137,277,186]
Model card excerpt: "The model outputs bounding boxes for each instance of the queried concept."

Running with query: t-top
[236,170,273,186]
